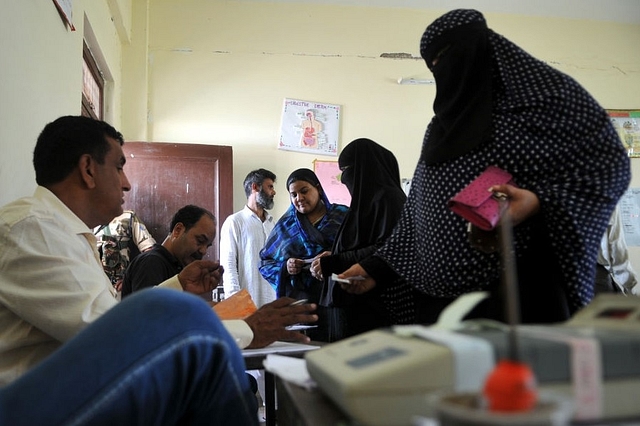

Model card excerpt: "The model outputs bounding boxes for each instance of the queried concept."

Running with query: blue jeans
[0,289,258,425]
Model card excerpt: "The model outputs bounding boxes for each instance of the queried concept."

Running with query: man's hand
[336,263,376,295]
[177,260,223,295]
[244,298,318,349]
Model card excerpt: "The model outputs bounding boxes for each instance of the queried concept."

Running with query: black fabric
[334,138,406,254]
[286,168,322,192]
[121,244,182,298]
[420,20,493,165]
[319,138,407,338]
[363,9,630,325]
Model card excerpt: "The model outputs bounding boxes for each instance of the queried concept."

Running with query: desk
[275,377,640,426]
[243,342,322,426]
[275,377,351,426]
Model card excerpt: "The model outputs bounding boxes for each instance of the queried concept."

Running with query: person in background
[596,205,639,295]
[95,209,156,294]
[0,116,317,392]
[260,168,348,341]
[219,169,277,412]
[121,202,317,348]
[312,138,406,340]
[121,204,217,299]
[220,169,277,308]
[337,9,631,326]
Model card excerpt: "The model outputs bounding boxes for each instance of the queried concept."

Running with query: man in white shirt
[0,116,316,424]
[220,168,277,308]
[220,169,278,411]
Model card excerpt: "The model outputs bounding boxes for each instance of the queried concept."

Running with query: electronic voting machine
[305,294,640,426]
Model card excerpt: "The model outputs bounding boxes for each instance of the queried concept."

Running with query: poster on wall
[619,188,640,246]
[608,110,640,157]
[278,98,341,156]
[313,160,351,206]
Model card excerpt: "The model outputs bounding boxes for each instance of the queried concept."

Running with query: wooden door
[122,142,233,261]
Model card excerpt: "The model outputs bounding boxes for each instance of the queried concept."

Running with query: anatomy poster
[278,98,341,156]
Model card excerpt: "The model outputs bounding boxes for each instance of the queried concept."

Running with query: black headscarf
[285,168,333,246]
[361,9,630,323]
[335,138,406,253]
[319,139,407,338]
[420,11,493,165]
[286,168,324,194]
[259,168,348,300]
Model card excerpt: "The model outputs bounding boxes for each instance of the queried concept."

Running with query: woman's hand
[286,258,304,275]
[336,263,376,294]
[489,184,540,226]
[310,251,331,281]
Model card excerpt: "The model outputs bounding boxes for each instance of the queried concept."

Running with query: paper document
[242,341,320,357]
[263,354,317,390]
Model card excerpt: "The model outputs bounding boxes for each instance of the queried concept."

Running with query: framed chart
[278,98,341,157]
[608,110,640,157]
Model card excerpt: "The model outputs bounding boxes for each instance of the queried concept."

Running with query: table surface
[276,376,351,426]
[242,342,324,426]
[274,377,640,426]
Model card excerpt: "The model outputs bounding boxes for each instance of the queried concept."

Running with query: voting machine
[305,294,640,426]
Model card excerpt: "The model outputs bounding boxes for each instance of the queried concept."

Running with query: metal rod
[497,196,521,362]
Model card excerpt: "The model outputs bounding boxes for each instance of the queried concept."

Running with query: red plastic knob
[483,359,538,412]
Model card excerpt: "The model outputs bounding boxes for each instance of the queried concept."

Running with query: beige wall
[0,0,129,204]
[137,1,640,216]
[2,0,640,267]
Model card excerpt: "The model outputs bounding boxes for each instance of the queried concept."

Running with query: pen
[289,299,308,306]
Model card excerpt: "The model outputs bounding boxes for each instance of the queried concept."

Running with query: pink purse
[447,166,514,231]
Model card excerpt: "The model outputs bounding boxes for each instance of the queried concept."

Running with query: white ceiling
[247,0,640,24]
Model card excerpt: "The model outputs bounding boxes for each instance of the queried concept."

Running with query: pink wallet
[447,166,514,231]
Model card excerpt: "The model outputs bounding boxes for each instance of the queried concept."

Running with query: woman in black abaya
[336,9,631,325]
[313,138,406,339]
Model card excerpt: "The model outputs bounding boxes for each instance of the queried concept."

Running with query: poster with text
[619,188,640,246]
[313,160,351,206]
[278,98,340,156]
[608,110,640,157]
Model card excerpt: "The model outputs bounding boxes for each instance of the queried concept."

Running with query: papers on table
[263,354,317,390]
[241,341,320,357]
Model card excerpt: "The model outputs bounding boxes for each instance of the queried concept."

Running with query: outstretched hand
[177,260,223,296]
[336,263,376,295]
[244,297,318,349]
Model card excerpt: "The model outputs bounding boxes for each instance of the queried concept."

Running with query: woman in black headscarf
[259,168,348,302]
[312,138,406,339]
[337,9,631,325]
[259,168,348,341]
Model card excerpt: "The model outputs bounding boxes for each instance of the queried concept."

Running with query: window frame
[81,41,104,120]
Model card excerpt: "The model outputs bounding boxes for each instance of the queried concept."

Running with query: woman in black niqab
[317,138,406,339]
[344,9,630,325]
